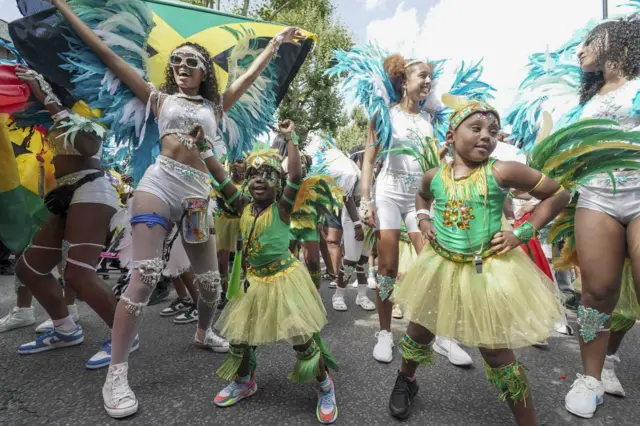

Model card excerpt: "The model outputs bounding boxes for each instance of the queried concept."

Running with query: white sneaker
[355,294,376,311]
[367,276,377,290]
[602,355,625,397]
[103,362,138,418]
[196,329,229,353]
[433,337,473,366]
[332,295,347,311]
[0,307,35,333]
[373,330,394,363]
[35,304,80,333]
[565,374,605,418]
[328,280,337,289]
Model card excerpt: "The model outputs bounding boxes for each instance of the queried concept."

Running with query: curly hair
[383,54,433,98]
[159,42,222,107]
[579,18,640,104]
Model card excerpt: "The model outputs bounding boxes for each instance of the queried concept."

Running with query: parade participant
[388,100,569,424]
[562,19,640,419]
[49,0,301,417]
[11,65,123,369]
[208,121,339,424]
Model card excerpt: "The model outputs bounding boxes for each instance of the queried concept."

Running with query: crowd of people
[0,1,639,425]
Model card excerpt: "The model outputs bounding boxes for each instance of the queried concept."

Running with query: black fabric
[43,171,103,216]
[16,0,54,17]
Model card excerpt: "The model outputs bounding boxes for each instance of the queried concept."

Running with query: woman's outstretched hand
[276,27,306,45]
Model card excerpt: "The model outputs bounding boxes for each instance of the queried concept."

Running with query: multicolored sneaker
[316,375,338,424]
[214,375,258,407]
[18,325,84,354]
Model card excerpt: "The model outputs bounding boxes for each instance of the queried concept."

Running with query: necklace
[450,162,490,273]
[176,93,204,101]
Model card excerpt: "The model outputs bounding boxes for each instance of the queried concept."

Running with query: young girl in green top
[388,101,570,425]
[204,120,338,425]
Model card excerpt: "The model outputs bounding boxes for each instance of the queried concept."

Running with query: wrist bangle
[201,149,214,160]
[52,110,70,123]
[215,177,231,191]
[353,221,363,227]
[418,217,431,227]
[513,221,539,244]
[225,190,241,206]
[416,209,430,217]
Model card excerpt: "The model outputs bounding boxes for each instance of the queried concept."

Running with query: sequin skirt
[215,260,327,346]
[394,244,563,349]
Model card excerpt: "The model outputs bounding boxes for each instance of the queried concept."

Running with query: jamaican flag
[9,0,315,104]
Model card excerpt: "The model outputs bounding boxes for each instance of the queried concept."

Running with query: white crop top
[382,105,434,175]
[156,93,222,145]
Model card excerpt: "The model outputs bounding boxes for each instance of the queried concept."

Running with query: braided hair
[159,42,222,108]
[579,18,640,105]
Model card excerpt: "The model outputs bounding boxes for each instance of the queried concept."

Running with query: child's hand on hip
[490,231,521,255]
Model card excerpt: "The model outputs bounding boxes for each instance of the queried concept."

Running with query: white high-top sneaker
[103,362,139,418]
[565,374,605,418]
[373,330,394,363]
[602,354,625,397]
[0,307,35,333]
[433,337,473,366]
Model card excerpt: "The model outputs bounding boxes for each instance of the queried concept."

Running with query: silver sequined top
[157,93,221,145]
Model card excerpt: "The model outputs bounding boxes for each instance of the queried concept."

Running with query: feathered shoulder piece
[304,133,360,197]
[528,118,640,191]
[292,174,344,218]
[325,43,397,152]
[58,0,157,183]
[219,26,278,161]
[506,2,640,152]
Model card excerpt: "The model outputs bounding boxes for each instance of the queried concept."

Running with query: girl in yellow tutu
[205,120,338,425]
[388,100,570,425]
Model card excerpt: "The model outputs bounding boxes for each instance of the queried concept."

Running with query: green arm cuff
[513,221,538,244]
[214,177,231,191]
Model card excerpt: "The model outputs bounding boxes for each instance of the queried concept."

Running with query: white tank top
[382,105,434,175]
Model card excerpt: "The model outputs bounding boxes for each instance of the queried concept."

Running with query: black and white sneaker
[160,298,190,317]
[174,304,198,324]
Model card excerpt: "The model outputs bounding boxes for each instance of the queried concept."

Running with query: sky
[0,0,636,115]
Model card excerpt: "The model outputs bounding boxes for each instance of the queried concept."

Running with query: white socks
[52,315,77,333]
[334,287,346,298]
[357,284,368,298]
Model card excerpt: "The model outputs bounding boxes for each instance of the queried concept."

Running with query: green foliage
[335,106,368,153]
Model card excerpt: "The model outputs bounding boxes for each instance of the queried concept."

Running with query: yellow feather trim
[543,142,640,173]
[293,175,344,213]
[440,162,488,202]
[290,216,316,230]
[240,202,274,242]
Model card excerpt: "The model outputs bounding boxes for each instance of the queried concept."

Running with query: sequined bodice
[382,105,433,175]
[580,79,640,131]
[158,95,219,144]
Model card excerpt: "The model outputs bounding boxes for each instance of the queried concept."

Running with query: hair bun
[383,53,407,95]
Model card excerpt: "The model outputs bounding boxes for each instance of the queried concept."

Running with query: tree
[258,1,354,143]
[335,106,368,153]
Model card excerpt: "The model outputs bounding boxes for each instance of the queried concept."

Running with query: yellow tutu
[397,239,417,277]
[215,213,241,252]
[215,260,327,346]
[394,245,563,349]
[573,259,640,320]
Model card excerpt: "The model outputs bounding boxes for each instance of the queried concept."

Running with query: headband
[245,149,283,174]
[404,59,426,70]
[449,101,500,131]
[171,46,208,71]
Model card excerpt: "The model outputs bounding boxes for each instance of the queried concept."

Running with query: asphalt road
[1,274,639,426]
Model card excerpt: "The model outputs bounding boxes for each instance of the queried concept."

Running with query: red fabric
[514,212,554,280]
[0,65,31,114]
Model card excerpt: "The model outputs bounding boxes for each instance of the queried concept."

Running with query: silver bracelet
[416,209,430,217]
[52,110,70,123]
[31,71,62,107]
[269,35,284,57]
[201,149,214,160]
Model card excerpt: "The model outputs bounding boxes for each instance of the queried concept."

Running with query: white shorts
[374,169,420,233]
[136,155,211,222]
[577,172,640,225]
[56,169,119,210]
[341,209,371,262]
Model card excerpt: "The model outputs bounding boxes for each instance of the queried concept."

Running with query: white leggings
[341,209,371,262]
